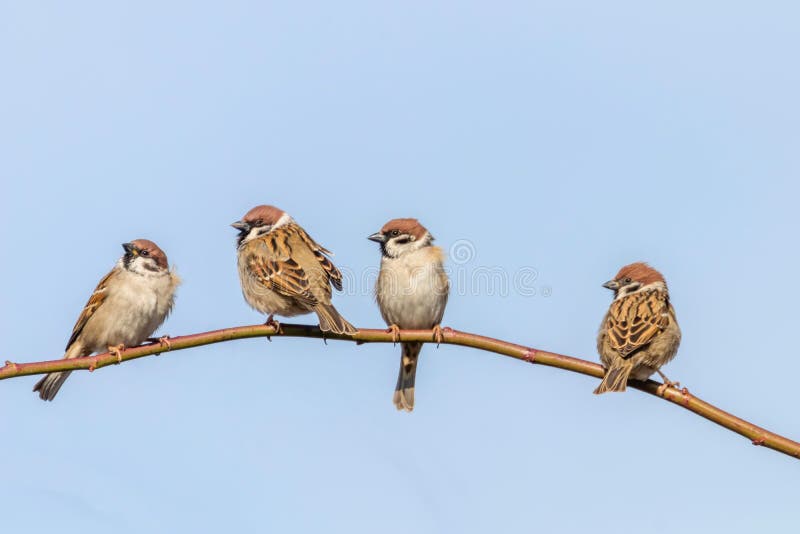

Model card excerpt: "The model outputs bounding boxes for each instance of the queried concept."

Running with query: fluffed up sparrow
[370,218,449,411]
[34,239,180,401]
[595,262,681,394]
[233,205,357,335]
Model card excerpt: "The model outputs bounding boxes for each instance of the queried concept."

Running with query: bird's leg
[386,324,401,345]
[108,344,126,364]
[264,314,282,333]
[432,324,444,347]
[656,370,681,396]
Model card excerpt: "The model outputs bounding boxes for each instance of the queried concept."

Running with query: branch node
[523,349,537,364]
[752,436,766,446]
[385,325,401,346]
[88,356,100,372]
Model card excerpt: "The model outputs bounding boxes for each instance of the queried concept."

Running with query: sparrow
[232,205,357,335]
[594,262,681,394]
[370,218,449,411]
[34,240,180,401]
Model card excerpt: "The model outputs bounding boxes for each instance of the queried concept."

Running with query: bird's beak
[122,242,138,256]
[231,220,250,232]
[602,280,620,290]
[367,232,385,243]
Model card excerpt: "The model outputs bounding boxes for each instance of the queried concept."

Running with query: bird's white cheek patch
[241,226,268,244]
[241,214,293,245]
[127,257,163,277]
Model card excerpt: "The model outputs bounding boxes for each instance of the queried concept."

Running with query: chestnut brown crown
[123,239,169,270]
[379,218,428,240]
[242,205,287,227]
[603,262,667,294]
[614,262,665,286]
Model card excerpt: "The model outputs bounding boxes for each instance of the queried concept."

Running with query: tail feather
[33,371,73,401]
[394,342,422,412]
[33,343,86,401]
[594,360,634,394]
[314,303,357,335]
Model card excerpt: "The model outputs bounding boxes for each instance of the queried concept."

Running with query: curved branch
[3,324,798,460]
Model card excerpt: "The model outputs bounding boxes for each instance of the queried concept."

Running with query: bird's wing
[244,230,318,307]
[604,290,670,358]
[65,269,117,350]
[295,226,344,291]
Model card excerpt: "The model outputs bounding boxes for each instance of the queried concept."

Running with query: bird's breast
[81,271,175,352]
[376,252,448,329]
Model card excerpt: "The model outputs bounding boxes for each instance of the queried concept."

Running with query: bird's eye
[624,277,632,283]
[391,230,400,237]
[255,219,264,226]
[140,250,150,257]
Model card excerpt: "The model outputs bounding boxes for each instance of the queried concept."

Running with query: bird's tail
[593,359,634,394]
[314,303,357,335]
[393,342,422,412]
[33,344,85,401]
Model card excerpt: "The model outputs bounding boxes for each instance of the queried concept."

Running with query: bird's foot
[147,335,172,351]
[264,313,281,334]
[656,370,680,396]
[158,335,172,351]
[432,324,444,347]
[264,315,282,338]
[108,344,126,364]
[387,324,401,345]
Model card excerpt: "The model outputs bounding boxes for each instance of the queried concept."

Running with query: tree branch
[3,323,798,460]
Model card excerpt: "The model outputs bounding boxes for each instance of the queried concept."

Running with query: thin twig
[3,323,798,460]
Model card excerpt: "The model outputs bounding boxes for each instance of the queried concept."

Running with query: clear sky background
[1,2,798,533]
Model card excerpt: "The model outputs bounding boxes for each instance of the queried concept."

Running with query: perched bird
[595,262,681,394]
[232,205,356,335]
[34,240,180,401]
[369,218,449,411]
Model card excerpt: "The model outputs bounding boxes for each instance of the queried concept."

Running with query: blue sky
[1,1,798,532]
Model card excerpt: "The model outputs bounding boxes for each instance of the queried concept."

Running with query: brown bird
[232,205,357,335]
[34,240,180,401]
[370,218,449,411]
[595,262,681,394]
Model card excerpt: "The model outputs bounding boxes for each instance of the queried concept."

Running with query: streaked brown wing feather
[65,270,115,350]
[246,230,318,307]
[295,226,344,291]
[605,290,669,358]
